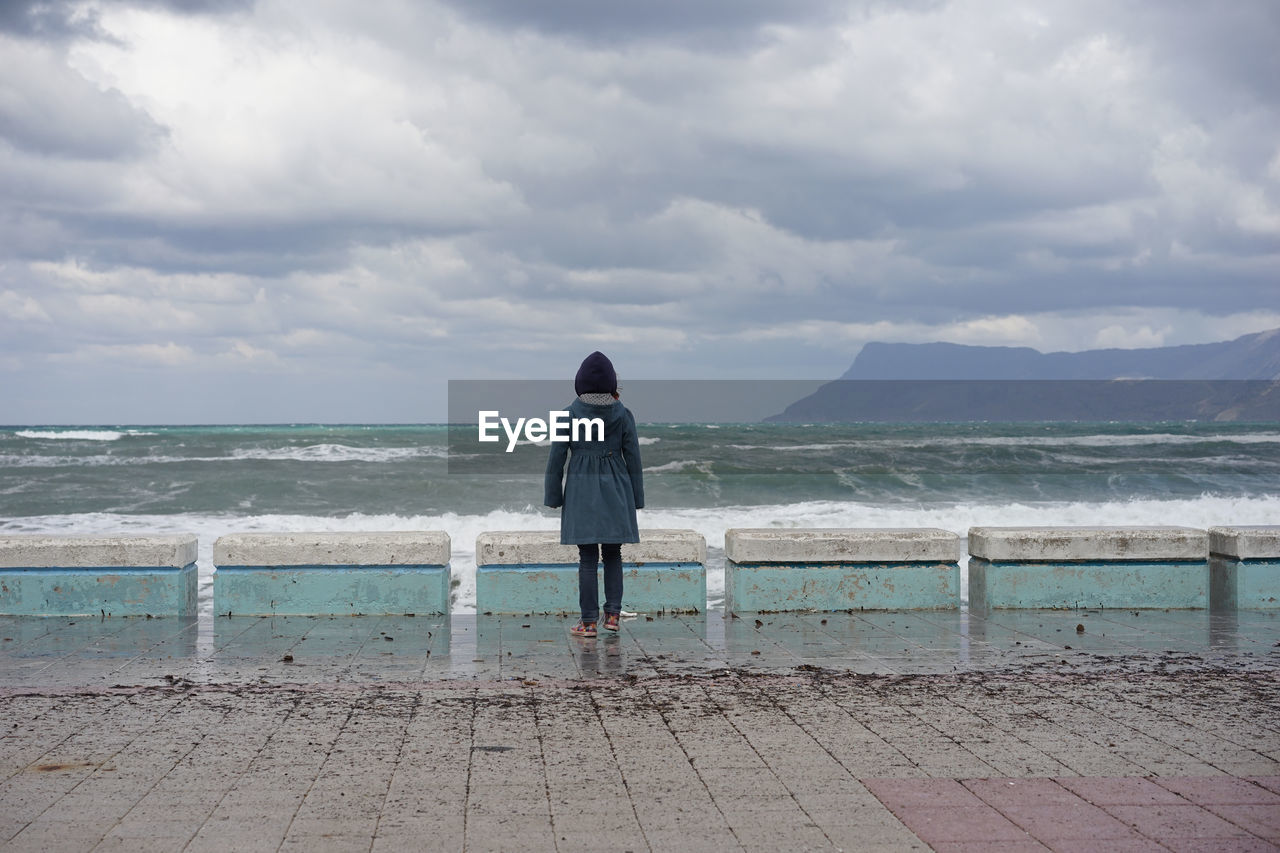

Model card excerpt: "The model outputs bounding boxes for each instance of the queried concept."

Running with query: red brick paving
[1158,839,1277,853]
[867,776,1280,852]
[928,841,1050,852]
[995,802,1148,842]
[963,778,1082,806]
[1156,777,1280,805]
[1058,776,1188,806]
[1106,803,1252,840]
[1202,804,1280,842]
[892,805,1032,844]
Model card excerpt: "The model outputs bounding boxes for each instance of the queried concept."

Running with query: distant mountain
[768,329,1280,422]
[841,328,1280,380]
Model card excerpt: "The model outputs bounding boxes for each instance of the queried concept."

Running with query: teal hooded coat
[544,397,644,545]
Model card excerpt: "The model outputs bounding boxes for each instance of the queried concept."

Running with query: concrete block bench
[724,528,962,613]
[968,526,1208,609]
[213,532,451,616]
[475,529,706,615]
[0,534,198,617]
[1210,526,1280,609]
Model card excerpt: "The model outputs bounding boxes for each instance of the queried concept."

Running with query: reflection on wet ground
[2,606,1277,689]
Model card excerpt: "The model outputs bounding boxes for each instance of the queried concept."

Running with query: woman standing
[544,351,644,637]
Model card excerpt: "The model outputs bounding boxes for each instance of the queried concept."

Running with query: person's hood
[574,351,617,396]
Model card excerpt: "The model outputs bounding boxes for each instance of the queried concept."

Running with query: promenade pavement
[1,608,1278,852]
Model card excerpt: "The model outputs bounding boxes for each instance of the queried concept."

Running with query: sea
[2,422,1278,613]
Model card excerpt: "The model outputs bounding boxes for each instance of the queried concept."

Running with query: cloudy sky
[3,0,1278,423]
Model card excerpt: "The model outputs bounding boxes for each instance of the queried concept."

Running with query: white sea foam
[14,429,154,442]
[227,444,446,463]
[0,444,446,467]
[0,452,201,468]
[638,437,661,445]
[898,432,1280,449]
[729,433,1280,453]
[728,443,853,452]
[649,495,1280,546]
[644,459,706,474]
[6,494,1277,615]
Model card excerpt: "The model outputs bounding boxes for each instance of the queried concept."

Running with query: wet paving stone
[0,609,1277,851]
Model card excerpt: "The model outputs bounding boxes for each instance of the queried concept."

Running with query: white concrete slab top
[0,534,197,569]
[476,529,706,566]
[1209,526,1280,560]
[969,526,1207,562]
[214,531,450,567]
[724,528,963,564]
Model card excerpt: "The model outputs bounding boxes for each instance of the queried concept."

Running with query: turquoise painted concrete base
[213,565,451,616]
[725,561,960,613]
[475,563,705,615]
[1211,557,1280,609]
[0,565,198,617]
[969,559,1208,609]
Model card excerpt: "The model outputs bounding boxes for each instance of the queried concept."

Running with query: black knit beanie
[574,351,617,396]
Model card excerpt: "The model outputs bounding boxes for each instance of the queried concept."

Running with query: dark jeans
[578,543,622,622]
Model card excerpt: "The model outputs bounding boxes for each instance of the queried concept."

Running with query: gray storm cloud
[1,0,1277,422]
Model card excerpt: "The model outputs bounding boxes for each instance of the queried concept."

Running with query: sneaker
[570,620,597,638]
[602,612,620,633]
